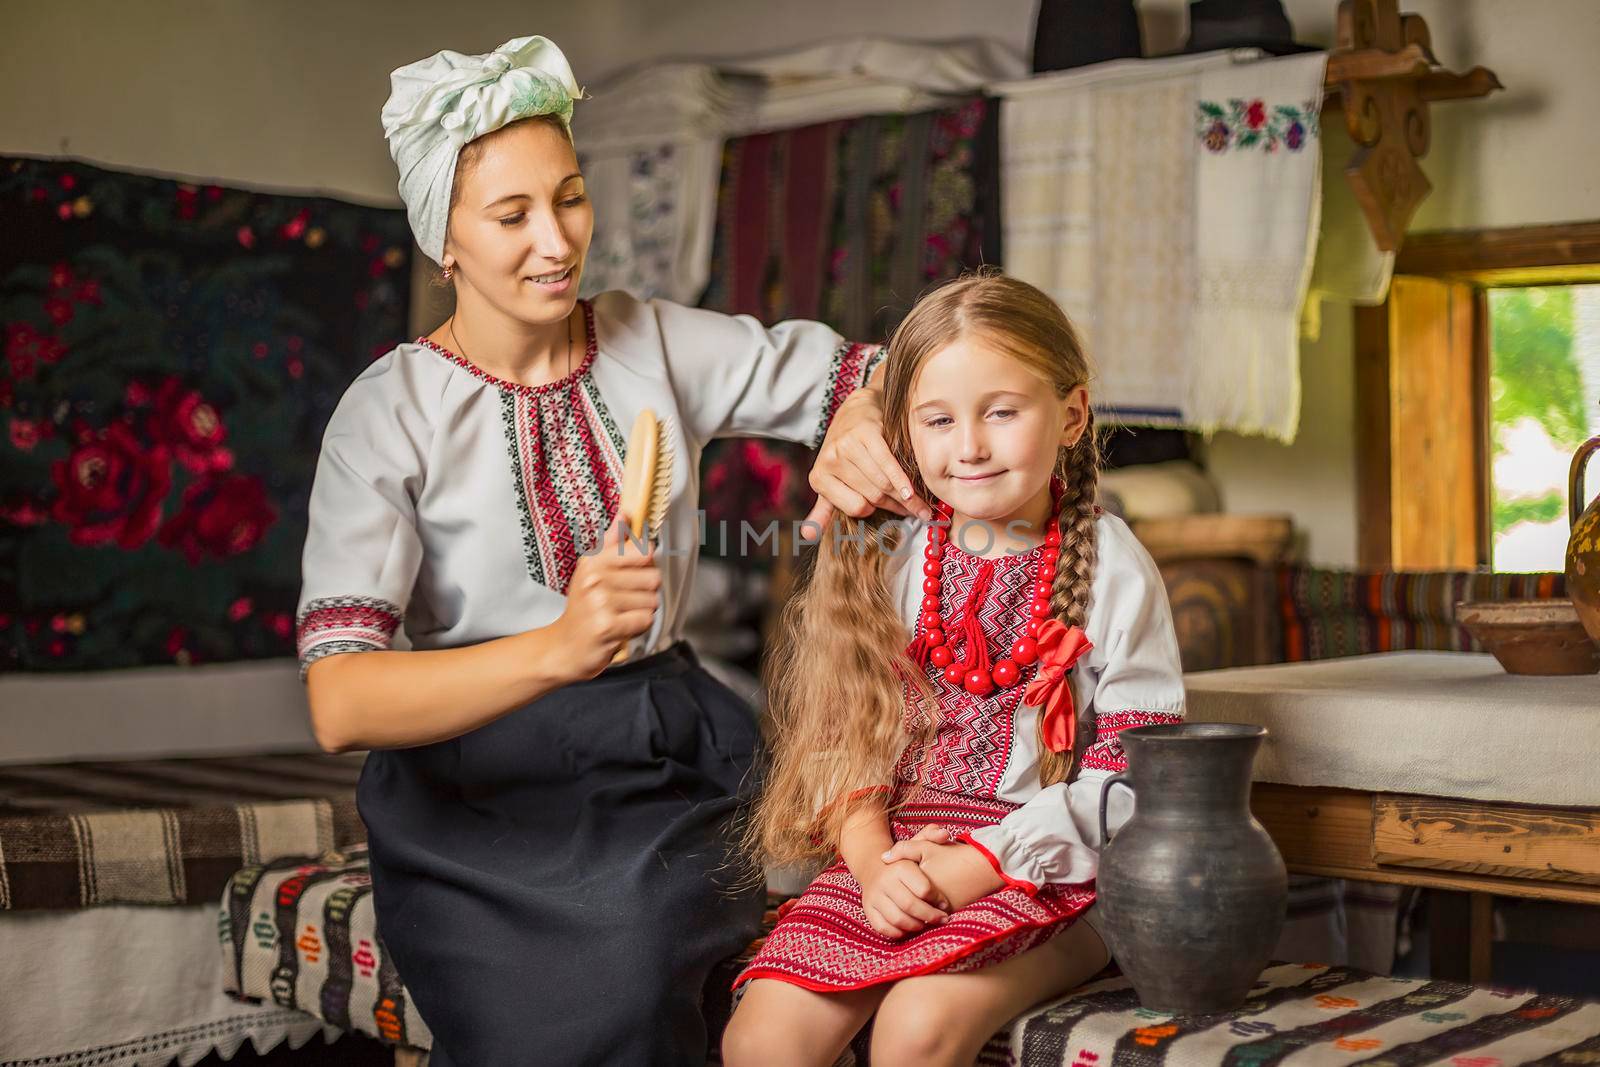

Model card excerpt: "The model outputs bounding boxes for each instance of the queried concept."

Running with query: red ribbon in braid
[1023,619,1094,753]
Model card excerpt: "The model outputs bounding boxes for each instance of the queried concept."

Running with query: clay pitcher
[1095,723,1286,1014]
[1568,427,1600,643]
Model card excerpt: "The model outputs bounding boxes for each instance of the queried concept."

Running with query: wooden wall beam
[1355,302,1394,570]
[1396,220,1600,281]
[1352,278,1482,569]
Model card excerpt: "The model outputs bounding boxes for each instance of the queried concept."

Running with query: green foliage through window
[1488,287,1588,453]
[1487,284,1599,571]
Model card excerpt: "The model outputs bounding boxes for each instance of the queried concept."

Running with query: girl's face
[444,120,593,325]
[907,332,1089,531]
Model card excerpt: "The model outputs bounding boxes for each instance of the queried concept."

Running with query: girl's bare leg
[722,977,890,1067]
[869,919,1111,1067]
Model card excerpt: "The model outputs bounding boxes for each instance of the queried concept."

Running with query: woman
[298,35,922,1067]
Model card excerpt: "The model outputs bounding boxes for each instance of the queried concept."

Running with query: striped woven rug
[0,752,365,910]
[959,962,1600,1067]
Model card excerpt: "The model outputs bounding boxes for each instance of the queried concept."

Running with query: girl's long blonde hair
[750,272,1102,869]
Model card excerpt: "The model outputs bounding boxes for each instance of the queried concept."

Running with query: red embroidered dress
[737,514,1186,992]
[295,292,883,674]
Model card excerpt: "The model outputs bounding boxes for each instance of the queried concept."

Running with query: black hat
[1032,0,1144,73]
[1183,0,1320,55]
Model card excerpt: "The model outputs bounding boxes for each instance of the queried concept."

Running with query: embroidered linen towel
[578,64,737,304]
[997,52,1328,441]
[996,53,1234,427]
[999,77,1095,342]
[1090,72,1200,424]
[1190,52,1329,440]
[581,138,722,305]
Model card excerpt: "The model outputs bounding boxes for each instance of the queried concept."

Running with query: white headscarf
[381,35,583,264]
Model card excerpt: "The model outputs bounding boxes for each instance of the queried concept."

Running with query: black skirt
[357,643,766,1067]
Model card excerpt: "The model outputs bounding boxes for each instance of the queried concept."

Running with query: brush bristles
[646,417,675,533]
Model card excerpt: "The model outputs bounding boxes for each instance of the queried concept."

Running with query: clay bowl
[1457,599,1600,676]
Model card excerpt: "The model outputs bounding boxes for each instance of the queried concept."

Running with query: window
[1487,285,1600,572]
[1357,221,1600,571]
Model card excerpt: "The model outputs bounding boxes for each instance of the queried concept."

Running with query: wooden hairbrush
[611,407,673,664]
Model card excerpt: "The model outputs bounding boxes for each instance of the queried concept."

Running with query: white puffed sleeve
[960,778,1118,892]
[295,354,431,678]
[592,291,885,452]
[962,515,1186,892]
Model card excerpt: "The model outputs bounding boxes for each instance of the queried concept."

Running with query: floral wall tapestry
[697,98,1000,559]
[0,157,411,671]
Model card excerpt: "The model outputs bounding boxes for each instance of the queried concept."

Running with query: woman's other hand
[807,386,931,530]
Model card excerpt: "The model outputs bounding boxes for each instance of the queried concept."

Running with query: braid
[1038,410,1101,786]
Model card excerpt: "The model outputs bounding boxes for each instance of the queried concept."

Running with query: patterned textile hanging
[0,157,410,670]
[696,98,1000,554]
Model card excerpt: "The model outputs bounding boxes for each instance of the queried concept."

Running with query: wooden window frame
[1354,220,1600,570]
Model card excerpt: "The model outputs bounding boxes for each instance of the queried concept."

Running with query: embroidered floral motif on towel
[812,341,885,448]
[1197,98,1320,154]
[1080,709,1186,772]
[296,595,403,670]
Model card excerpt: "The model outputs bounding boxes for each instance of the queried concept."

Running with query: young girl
[723,273,1187,1067]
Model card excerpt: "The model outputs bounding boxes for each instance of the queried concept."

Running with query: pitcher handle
[1572,436,1600,529]
[1098,772,1132,846]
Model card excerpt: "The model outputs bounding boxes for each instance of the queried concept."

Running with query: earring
[441,261,455,281]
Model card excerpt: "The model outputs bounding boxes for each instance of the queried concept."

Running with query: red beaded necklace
[907,493,1062,698]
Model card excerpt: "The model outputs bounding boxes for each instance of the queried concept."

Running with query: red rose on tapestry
[7,323,40,379]
[149,377,233,473]
[50,423,172,549]
[159,473,276,563]
[0,498,48,526]
[9,417,46,452]
[1245,100,1266,129]
[44,297,74,327]
[704,439,796,524]
[5,323,67,381]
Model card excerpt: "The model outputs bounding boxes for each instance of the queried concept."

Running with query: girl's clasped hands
[859,826,1005,939]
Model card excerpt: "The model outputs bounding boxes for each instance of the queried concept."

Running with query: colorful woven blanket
[0,752,364,910]
[223,844,1600,1064]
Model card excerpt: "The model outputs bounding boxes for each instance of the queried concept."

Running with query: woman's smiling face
[444,117,593,325]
